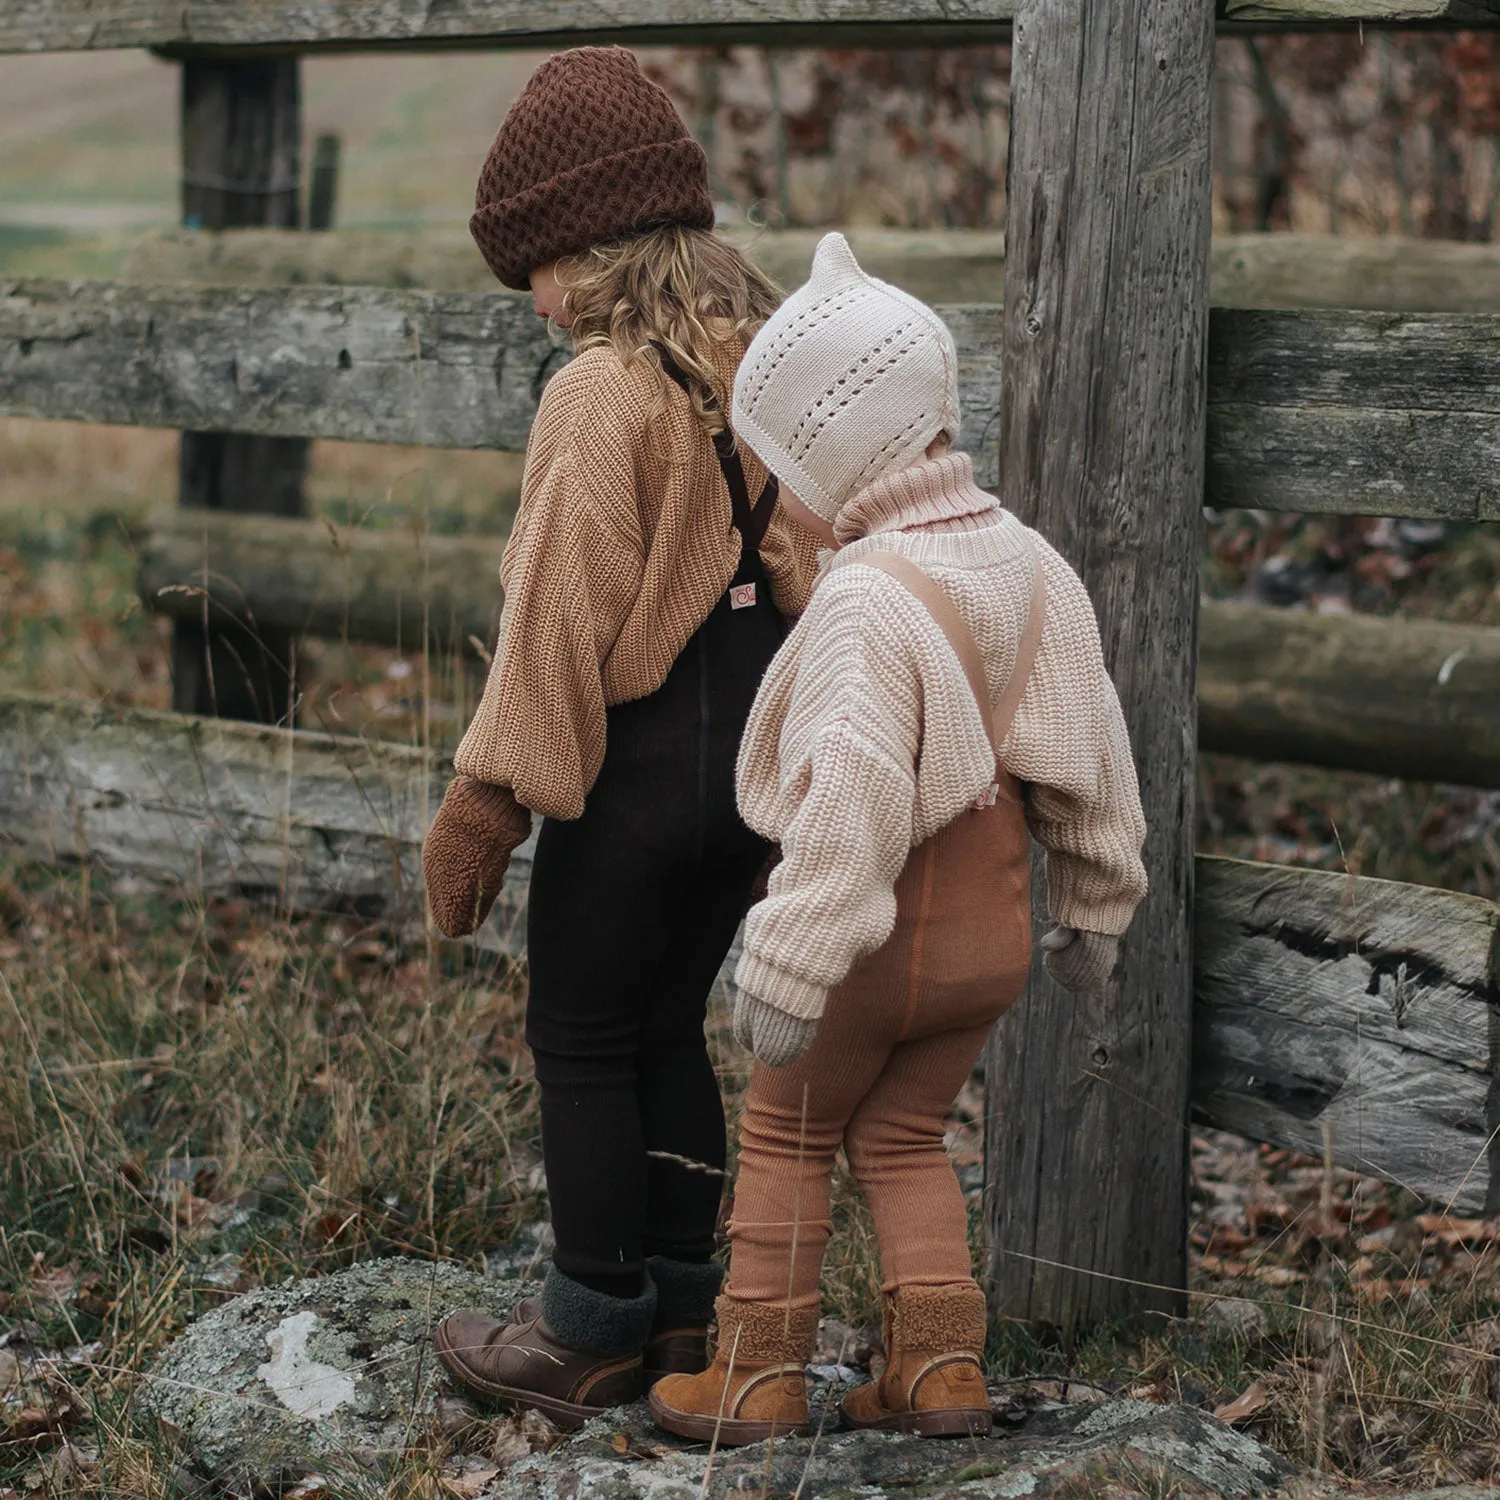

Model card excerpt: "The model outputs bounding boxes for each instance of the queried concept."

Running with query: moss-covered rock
[140,1257,536,1486]
[142,1261,1297,1498]
[492,1394,1295,1500]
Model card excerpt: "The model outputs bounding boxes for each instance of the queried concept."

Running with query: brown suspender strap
[854,541,1046,759]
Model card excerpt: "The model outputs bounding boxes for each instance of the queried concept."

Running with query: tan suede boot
[649,1295,817,1444]
[839,1282,992,1437]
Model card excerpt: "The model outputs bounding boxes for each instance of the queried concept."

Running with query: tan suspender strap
[990,541,1046,749]
[855,539,1045,757]
[856,552,1000,760]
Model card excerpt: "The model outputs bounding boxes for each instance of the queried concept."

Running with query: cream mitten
[423,776,532,938]
[733,993,818,1068]
[1040,926,1119,994]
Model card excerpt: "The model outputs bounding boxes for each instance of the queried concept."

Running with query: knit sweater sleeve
[1008,538,1148,937]
[452,352,645,819]
[734,572,926,1022]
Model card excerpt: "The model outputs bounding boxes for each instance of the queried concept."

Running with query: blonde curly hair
[555,224,782,437]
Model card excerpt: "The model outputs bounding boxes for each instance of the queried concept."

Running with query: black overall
[524,356,784,1296]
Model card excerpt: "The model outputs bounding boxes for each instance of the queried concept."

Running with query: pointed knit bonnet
[731,232,961,524]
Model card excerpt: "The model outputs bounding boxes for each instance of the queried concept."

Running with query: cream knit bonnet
[731,232,961,524]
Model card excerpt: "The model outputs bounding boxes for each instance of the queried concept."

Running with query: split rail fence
[2,0,1500,1335]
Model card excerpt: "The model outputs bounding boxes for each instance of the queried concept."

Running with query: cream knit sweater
[733,452,1148,1022]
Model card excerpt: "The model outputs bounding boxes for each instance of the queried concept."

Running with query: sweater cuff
[1050,890,1140,939]
[734,950,829,1022]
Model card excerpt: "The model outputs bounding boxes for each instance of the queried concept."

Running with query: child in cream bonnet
[650,233,1148,1444]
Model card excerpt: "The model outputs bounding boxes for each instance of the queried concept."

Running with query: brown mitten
[423,776,532,938]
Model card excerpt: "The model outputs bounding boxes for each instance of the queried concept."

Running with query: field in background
[0,50,536,236]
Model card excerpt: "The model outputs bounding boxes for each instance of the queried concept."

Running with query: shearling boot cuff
[647,1256,723,1330]
[712,1294,819,1365]
[889,1282,988,1355]
[540,1265,657,1357]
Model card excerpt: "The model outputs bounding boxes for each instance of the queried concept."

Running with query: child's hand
[1039,926,1118,994]
[733,993,818,1068]
[423,776,530,938]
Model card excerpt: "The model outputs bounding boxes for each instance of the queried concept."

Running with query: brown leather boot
[434,1272,653,1431]
[641,1256,720,1388]
[839,1282,992,1438]
[643,1325,709,1387]
[649,1294,817,1444]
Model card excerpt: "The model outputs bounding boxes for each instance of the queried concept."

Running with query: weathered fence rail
[1193,857,1500,1218]
[3,0,1494,57]
[1205,310,1500,522]
[4,689,1495,1212]
[5,280,1498,520]
[138,509,1500,790]
[1199,604,1500,788]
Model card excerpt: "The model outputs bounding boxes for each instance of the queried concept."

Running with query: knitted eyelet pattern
[731,232,962,524]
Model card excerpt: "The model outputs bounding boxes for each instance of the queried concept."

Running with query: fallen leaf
[442,1467,501,1497]
[491,1421,531,1469]
[1418,1215,1500,1246]
[1198,1254,1251,1280]
[1253,1265,1305,1287]
[611,1432,629,1454]
[1215,1380,1269,1423]
[27,1268,76,1305]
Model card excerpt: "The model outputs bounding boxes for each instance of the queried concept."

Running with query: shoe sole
[648,1386,812,1445]
[432,1317,607,1432]
[839,1403,992,1438]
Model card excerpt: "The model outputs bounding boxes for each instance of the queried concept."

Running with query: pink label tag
[973,783,999,811]
[729,582,757,610]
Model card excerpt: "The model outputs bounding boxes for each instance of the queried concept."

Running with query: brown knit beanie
[470,47,715,291]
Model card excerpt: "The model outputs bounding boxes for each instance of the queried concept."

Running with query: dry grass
[983,1135,1500,1488]
[0,859,903,1497]
[0,861,541,1496]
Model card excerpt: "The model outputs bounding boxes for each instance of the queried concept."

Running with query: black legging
[524,546,783,1296]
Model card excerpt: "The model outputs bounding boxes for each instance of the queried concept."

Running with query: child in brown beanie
[424,47,819,1429]
[650,235,1148,1444]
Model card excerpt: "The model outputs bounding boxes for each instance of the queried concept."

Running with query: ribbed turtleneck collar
[832,452,1000,545]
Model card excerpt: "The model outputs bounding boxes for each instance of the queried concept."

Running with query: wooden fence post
[984,0,1214,1332]
[307,132,342,234]
[173,59,309,723]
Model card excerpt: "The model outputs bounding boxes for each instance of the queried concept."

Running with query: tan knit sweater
[734,452,1148,1022]
[453,337,821,821]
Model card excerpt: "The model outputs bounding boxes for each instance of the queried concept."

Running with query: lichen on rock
[141,1260,1299,1499]
[483,1395,1295,1500]
[140,1257,536,1486]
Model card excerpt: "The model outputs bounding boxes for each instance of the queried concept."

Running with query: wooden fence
[4,691,1497,1215]
[5,0,1497,55]
[133,509,1500,790]
[3,0,1500,1336]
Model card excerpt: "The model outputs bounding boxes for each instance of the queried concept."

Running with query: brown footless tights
[725,779,1032,1308]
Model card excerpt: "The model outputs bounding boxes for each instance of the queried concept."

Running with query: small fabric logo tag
[973,782,1000,811]
[729,583,757,610]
